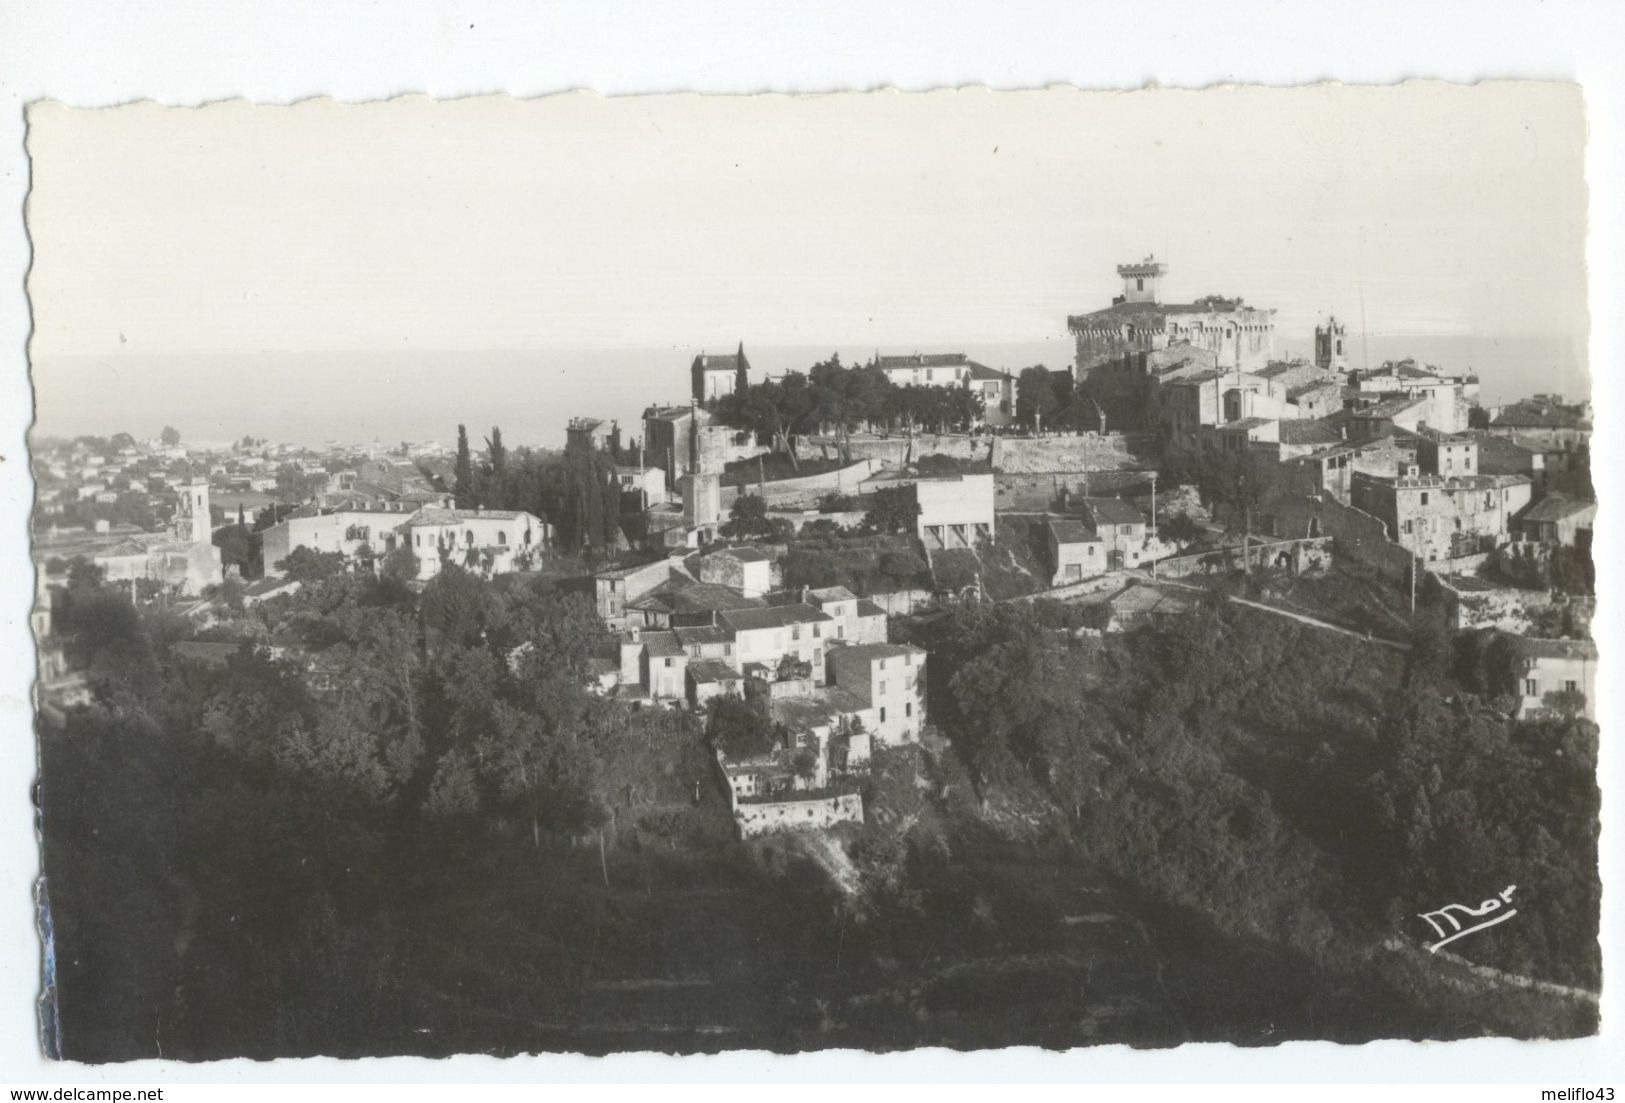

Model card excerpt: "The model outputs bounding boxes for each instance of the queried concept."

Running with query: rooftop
[1287,379,1344,400]
[1068,296,1276,331]
[640,630,684,658]
[674,623,733,647]
[1398,425,1470,445]
[1048,518,1099,545]
[644,404,707,423]
[807,585,858,603]
[399,507,531,527]
[1491,402,1590,430]
[595,558,673,582]
[631,581,764,615]
[1510,636,1598,662]
[771,685,871,730]
[1081,498,1144,525]
[1278,420,1345,447]
[1220,416,1275,433]
[1520,494,1596,523]
[829,641,925,662]
[688,658,743,683]
[708,545,773,563]
[720,603,834,632]
[876,352,972,370]
[1352,395,1427,420]
[1255,358,1316,380]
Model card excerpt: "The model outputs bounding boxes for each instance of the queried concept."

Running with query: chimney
[801,584,810,605]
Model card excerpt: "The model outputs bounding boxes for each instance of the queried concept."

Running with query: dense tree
[1016,366,1062,433]
[160,425,181,446]
[1160,512,1204,548]
[212,522,257,578]
[863,485,919,535]
[486,426,506,483]
[720,494,789,541]
[705,694,776,760]
[276,546,348,583]
[454,424,476,509]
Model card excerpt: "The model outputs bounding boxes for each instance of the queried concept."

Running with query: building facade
[826,643,927,747]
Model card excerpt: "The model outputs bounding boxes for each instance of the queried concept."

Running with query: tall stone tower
[680,407,726,533]
[174,480,213,545]
[1315,316,1349,373]
[1114,255,1166,305]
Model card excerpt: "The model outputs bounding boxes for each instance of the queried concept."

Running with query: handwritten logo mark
[1417,885,1518,953]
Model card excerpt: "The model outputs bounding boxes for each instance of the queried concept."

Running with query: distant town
[32,256,1600,1057]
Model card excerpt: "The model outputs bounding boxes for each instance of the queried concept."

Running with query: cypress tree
[454,425,475,509]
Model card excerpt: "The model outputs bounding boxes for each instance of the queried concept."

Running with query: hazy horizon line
[33,330,1585,361]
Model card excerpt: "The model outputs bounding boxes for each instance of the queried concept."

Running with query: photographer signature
[1417,885,1517,953]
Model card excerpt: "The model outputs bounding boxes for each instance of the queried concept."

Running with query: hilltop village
[32,257,1603,1057]
[33,257,1596,847]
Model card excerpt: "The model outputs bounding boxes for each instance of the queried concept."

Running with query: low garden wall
[720,459,880,509]
[734,793,864,839]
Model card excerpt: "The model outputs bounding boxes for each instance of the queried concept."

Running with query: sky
[24,82,1590,444]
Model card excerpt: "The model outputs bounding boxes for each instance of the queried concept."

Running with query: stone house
[1349,468,1532,563]
[825,642,927,747]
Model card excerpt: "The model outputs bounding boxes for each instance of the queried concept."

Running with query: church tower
[174,480,213,545]
[1114,255,1166,305]
[1314,315,1348,373]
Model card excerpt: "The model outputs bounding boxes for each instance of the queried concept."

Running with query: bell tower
[1115,255,1166,305]
[174,480,212,545]
[1314,315,1348,372]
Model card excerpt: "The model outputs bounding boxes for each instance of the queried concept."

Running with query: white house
[261,506,418,576]
[825,642,927,747]
[396,507,549,581]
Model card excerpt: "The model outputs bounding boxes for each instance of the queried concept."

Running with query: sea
[27,332,1588,451]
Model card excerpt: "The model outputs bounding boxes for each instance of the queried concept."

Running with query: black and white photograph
[17,80,1603,1064]
[4,2,1623,1084]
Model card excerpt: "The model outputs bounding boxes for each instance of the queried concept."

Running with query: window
[879,680,887,695]
[792,625,801,641]
[1420,492,1429,505]
[497,530,507,545]
[663,658,673,669]
[723,643,732,656]
[1525,678,1539,697]
[1465,457,1472,471]
[812,625,821,639]
[1120,524,1133,535]
[879,707,887,722]
[1565,679,1579,693]
[1402,520,1413,535]
[905,703,913,718]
